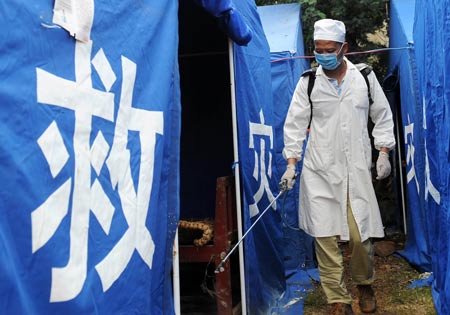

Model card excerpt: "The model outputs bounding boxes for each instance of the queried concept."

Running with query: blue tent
[389,0,450,312]
[258,3,315,273]
[413,1,450,312]
[6,0,450,314]
[231,1,288,312]
[179,1,287,314]
[388,0,430,271]
[0,0,287,314]
[0,1,180,314]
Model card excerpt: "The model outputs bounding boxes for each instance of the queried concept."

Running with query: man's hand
[376,151,391,180]
[280,164,296,190]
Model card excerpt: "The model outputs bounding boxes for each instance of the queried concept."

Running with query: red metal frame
[179,176,237,315]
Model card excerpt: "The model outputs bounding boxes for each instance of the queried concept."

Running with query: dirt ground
[303,238,437,315]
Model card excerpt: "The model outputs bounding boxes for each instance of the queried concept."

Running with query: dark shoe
[330,303,354,315]
[357,285,377,313]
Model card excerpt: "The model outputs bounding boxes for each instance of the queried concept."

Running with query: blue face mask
[314,45,343,70]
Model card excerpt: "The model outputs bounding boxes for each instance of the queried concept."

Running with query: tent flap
[232,1,286,313]
[194,0,252,45]
[390,0,450,312]
[413,0,450,312]
[0,1,180,314]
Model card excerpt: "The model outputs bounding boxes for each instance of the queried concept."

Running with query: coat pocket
[303,144,332,172]
[355,134,372,171]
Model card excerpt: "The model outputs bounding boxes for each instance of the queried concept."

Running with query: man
[281,19,395,315]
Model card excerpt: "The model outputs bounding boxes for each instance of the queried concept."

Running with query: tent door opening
[177,2,241,315]
[382,70,407,236]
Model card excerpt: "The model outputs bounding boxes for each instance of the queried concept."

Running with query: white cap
[313,19,346,43]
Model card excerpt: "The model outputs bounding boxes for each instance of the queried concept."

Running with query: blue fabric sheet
[389,0,431,272]
[258,5,316,315]
[270,269,315,314]
[408,272,434,289]
[258,3,314,274]
[257,3,305,54]
[232,1,286,313]
[390,0,450,312]
[413,0,450,313]
[0,1,180,314]
[194,0,252,45]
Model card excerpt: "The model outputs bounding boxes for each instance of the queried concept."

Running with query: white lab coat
[283,59,396,242]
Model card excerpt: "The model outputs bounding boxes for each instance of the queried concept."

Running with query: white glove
[280,164,296,190]
[376,151,391,180]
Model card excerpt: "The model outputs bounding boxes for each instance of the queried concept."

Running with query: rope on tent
[270,46,411,63]
[178,219,214,246]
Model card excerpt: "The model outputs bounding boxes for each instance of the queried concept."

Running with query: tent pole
[172,229,181,315]
[395,111,407,235]
[228,38,247,315]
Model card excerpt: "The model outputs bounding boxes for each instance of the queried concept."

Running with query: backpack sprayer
[214,177,293,274]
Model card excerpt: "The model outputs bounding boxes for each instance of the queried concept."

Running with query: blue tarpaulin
[258,3,314,275]
[193,0,252,46]
[413,0,450,313]
[232,1,287,313]
[258,6,316,314]
[0,0,179,314]
[9,0,450,314]
[389,0,450,312]
[181,1,286,313]
[389,0,431,272]
[0,0,288,314]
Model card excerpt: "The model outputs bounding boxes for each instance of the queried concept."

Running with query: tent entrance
[382,70,408,236]
[177,2,241,314]
[178,1,233,221]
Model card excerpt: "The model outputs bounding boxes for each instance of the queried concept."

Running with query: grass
[303,242,437,315]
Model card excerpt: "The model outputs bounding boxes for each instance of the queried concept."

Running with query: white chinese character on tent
[422,97,440,204]
[404,114,420,194]
[248,110,276,218]
[32,40,163,302]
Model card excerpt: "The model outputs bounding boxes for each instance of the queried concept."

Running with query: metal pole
[395,110,407,235]
[172,229,181,315]
[228,38,247,315]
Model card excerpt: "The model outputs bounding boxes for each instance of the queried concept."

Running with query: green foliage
[298,0,326,53]
[315,0,388,50]
[256,0,390,77]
